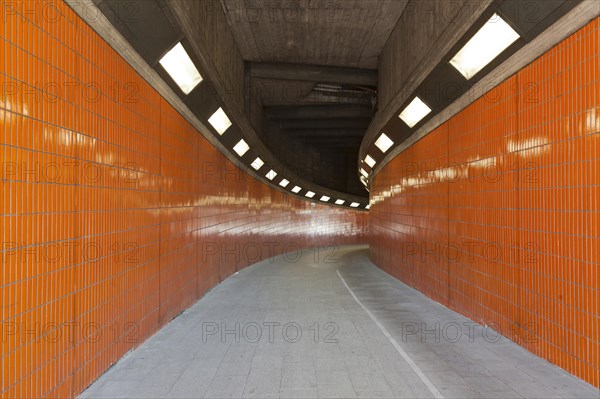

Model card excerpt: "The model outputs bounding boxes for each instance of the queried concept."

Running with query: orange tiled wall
[370,18,599,387]
[0,2,368,398]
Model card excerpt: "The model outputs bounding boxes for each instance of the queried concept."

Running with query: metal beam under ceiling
[281,129,365,137]
[278,118,372,130]
[265,105,373,120]
[249,62,377,86]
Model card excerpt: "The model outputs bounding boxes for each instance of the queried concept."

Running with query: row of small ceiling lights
[359,13,520,189]
[158,43,368,209]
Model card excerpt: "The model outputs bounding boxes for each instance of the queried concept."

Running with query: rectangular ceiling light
[360,176,367,186]
[449,13,520,80]
[399,96,432,128]
[350,202,360,208]
[305,191,315,198]
[279,179,289,188]
[251,157,264,170]
[360,168,369,178]
[374,133,394,153]
[365,204,371,209]
[208,107,232,135]
[320,196,330,202]
[159,42,203,94]
[364,155,376,168]
[335,199,345,205]
[266,170,277,180]
[233,139,249,156]
[292,186,302,193]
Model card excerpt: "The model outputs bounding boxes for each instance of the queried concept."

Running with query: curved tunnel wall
[0,3,368,398]
[370,19,599,388]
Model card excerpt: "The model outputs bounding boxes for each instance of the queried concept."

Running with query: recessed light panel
[399,96,432,128]
[335,199,345,205]
[360,168,369,178]
[364,155,376,168]
[251,157,264,170]
[266,170,277,180]
[450,13,520,80]
[305,191,315,198]
[208,107,232,135]
[365,204,371,209]
[374,133,394,153]
[233,139,249,156]
[159,42,203,94]
[320,196,330,202]
[350,202,360,208]
[292,186,302,193]
[279,179,289,187]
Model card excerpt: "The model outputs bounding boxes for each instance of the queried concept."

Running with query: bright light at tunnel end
[449,13,520,80]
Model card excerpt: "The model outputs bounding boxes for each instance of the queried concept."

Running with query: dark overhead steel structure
[249,62,378,87]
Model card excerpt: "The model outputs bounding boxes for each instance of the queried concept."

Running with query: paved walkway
[80,245,599,399]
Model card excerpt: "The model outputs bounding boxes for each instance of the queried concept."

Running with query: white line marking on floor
[336,269,444,399]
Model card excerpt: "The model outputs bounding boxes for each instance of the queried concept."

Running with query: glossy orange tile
[0,1,369,397]
[370,17,600,388]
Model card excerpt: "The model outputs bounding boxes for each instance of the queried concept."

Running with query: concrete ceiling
[219,0,407,196]
[90,0,583,200]
[221,0,407,68]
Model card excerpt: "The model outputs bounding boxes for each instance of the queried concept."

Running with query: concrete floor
[79,245,599,399]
